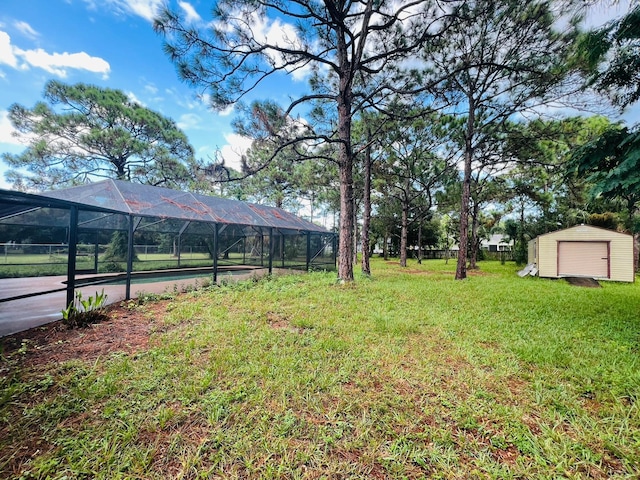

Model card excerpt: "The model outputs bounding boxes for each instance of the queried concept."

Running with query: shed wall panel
[537,235,557,278]
[609,237,635,282]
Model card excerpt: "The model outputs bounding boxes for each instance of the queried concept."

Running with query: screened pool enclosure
[0,180,336,333]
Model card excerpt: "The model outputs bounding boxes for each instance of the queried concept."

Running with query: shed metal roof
[533,224,632,240]
[1,179,330,233]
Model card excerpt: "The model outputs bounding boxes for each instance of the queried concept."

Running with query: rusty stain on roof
[161,196,209,216]
[248,204,285,220]
[124,199,152,210]
[193,201,213,214]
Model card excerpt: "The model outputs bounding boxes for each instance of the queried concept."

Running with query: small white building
[528,225,634,282]
[481,234,513,252]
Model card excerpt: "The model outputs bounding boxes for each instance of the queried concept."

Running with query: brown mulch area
[0,300,173,479]
[0,301,170,370]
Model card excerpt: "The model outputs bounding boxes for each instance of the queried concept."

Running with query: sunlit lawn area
[1,258,639,478]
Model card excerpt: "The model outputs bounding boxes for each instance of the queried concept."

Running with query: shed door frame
[556,240,610,279]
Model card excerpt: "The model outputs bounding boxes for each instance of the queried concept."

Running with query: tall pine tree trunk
[469,201,480,270]
[456,105,475,280]
[400,201,409,267]
[336,86,354,282]
[338,161,354,281]
[336,32,355,282]
[383,231,389,261]
[417,218,423,264]
[361,140,372,276]
[353,198,358,267]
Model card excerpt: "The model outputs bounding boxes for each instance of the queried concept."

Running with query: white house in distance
[481,234,513,252]
[528,224,635,282]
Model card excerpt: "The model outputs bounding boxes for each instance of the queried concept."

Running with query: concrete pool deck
[0,267,270,337]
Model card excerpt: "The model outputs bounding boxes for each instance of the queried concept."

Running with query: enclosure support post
[66,206,79,308]
[261,235,264,267]
[213,223,219,283]
[242,236,246,265]
[306,232,311,271]
[93,231,99,273]
[281,234,285,268]
[177,234,181,268]
[333,235,338,269]
[125,216,135,300]
[268,228,273,275]
[177,222,190,269]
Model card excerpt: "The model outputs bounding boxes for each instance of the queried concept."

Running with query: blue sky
[0,0,638,192]
[0,0,307,189]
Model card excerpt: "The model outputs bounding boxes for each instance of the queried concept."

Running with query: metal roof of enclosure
[42,179,328,233]
[0,181,336,335]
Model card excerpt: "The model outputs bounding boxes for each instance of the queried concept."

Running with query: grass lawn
[0,252,277,278]
[0,253,214,278]
[1,258,639,479]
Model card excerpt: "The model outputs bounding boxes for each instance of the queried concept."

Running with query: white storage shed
[528,225,634,282]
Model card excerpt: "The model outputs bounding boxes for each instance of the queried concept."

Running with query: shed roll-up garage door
[557,241,609,278]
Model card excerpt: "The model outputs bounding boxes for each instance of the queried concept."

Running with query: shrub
[103,231,138,262]
[61,290,109,328]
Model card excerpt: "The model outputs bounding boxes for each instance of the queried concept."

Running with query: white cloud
[0,32,18,68]
[583,0,630,29]
[622,102,640,125]
[219,104,234,117]
[127,91,145,106]
[86,0,164,22]
[0,110,27,146]
[15,47,111,78]
[178,1,202,23]
[0,30,110,78]
[220,133,253,171]
[123,0,164,22]
[254,14,314,82]
[220,10,314,82]
[13,21,39,39]
[177,113,202,130]
[144,83,159,94]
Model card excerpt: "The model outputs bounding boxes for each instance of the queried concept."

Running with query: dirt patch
[399,268,490,276]
[0,300,169,370]
[564,277,601,288]
[467,269,490,276]
[401,269,432,275]
[492,445,519,465]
